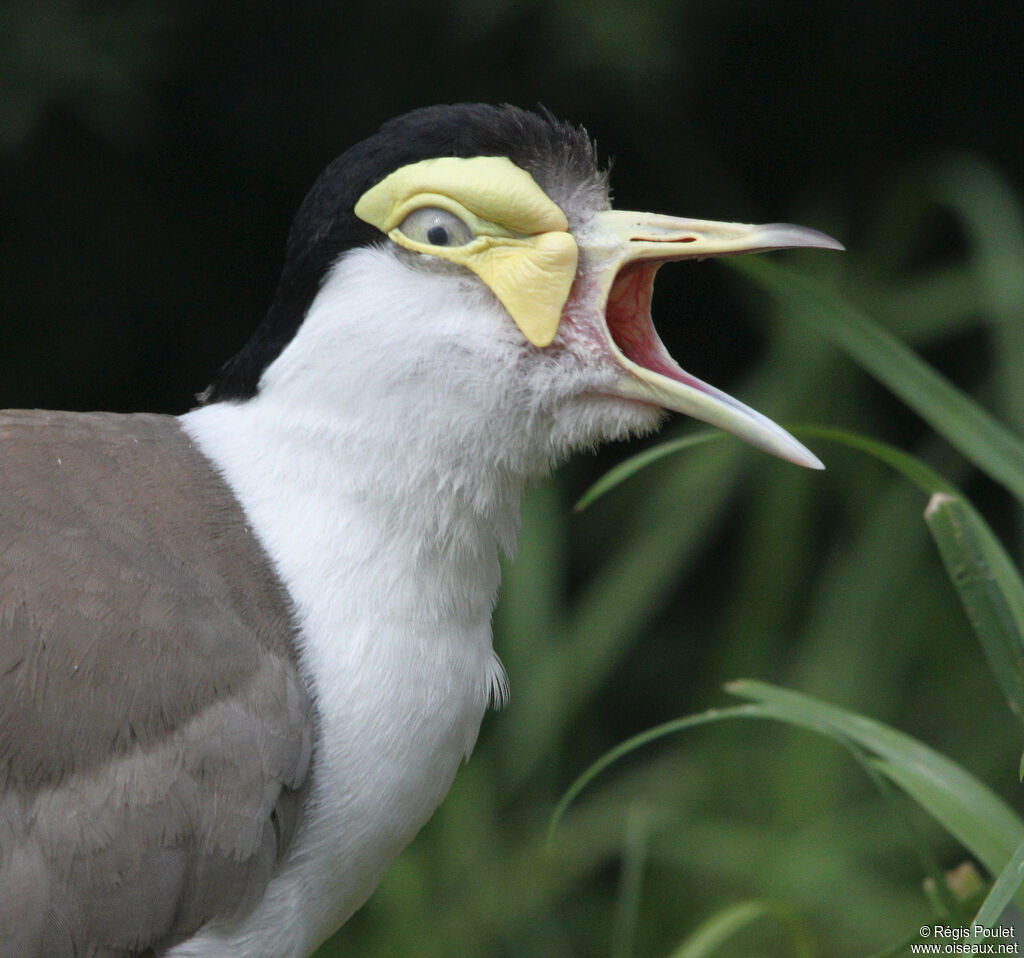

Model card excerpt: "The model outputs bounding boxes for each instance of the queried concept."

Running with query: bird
[0,103,841,957]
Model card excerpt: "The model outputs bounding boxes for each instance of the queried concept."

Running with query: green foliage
[924,494,1024,726]
[310,157,1024,957]
[665,900,814,958]
[969,841,1024,944]
[730,256,1024,500]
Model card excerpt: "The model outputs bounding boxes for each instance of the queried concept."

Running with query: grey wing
[0,411,314,957]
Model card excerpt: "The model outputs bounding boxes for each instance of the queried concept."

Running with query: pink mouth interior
[604,262,709,393]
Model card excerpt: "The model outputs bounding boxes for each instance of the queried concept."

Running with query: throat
[177,393,524,951]
[178,396,527,697]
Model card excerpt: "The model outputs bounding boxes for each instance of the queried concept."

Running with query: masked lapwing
[0,103,841,957]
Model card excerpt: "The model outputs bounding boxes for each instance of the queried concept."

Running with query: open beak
[581,210,844,469]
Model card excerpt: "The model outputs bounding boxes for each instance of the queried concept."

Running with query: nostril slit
[633,235,698,243]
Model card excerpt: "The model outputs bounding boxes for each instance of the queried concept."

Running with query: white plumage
[175,234,660,954]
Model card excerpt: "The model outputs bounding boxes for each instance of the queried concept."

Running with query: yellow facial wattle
[354,156,578,347]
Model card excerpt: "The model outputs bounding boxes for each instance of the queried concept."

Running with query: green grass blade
[574,430,722,512]
[924,493,1024,725]
[873,263,982,342]
[869,756,1019,893]
[790,428,1024,727]
[574,423,958,514]
[968,838,1024,943]
[572,421,958,523]
[792,426,957,496]
[612,804,651,958]
[552,679,1024,917]
[553,684,1024,881]
[665,900,814,958]
[730,256,1024,503]
[728,680,1024,899]
[531,444,741,776]
[852,750,962,922]
[548,704,762,838]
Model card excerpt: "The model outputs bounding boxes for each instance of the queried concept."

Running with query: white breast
[174,396,508,957]
[169,251,545,957]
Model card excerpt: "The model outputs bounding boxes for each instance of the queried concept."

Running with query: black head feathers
[202,104,602,404]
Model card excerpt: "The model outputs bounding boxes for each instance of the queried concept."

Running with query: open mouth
[605,261,708,391]
[583,210,843,469]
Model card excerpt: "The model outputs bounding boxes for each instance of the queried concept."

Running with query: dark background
[2,0,1019,417]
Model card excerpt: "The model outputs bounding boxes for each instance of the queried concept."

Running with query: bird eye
[396,207,475,248]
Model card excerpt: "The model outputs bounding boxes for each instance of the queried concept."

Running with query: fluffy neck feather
[173,243,664,955]
[184,243,661,638]
[180,245,587,704]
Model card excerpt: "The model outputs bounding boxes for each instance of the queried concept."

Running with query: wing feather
[0,411,314,957]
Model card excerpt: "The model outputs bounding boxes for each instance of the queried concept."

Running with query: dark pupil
[427,225,450,246]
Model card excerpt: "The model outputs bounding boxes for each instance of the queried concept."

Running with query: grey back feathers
[0,411,313,957]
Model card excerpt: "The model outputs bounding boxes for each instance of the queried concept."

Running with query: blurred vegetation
[1,1,1022,956]
[326,160,1024,956]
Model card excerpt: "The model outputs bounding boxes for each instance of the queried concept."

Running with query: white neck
[173,249,567,956]
[171,243,661,956]
[180,385,528,685]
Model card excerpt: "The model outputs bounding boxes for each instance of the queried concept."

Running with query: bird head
[203,104,840,472]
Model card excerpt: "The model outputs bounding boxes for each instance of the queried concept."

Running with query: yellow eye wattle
[354,156,578,348]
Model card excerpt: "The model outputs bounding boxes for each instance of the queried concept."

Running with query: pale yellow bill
[582,209,844,469]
